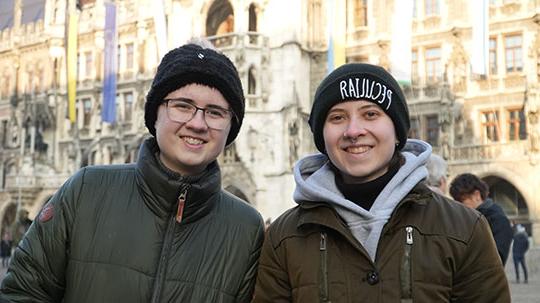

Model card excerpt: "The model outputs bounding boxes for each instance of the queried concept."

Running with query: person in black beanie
[1,40,264,303]
[254,63,509,302]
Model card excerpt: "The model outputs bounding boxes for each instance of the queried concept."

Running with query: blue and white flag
[102,2,117,123]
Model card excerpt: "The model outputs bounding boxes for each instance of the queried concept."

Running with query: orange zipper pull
[176,190,187,223]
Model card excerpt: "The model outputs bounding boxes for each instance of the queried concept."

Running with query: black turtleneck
[334,157,401,211]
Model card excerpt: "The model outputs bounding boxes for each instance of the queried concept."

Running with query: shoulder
[218,190,264,228]
[80,164,137,184]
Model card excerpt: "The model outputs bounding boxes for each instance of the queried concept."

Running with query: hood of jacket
[135,137,221,223]
[293,139,431,260]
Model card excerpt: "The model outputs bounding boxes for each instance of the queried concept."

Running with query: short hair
[449,173,489,201]
[425,154,447,187]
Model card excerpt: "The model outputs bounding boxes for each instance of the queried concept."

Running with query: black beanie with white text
[308,63,410,154]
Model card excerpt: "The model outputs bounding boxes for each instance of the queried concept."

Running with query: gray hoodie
[293,139,431,261]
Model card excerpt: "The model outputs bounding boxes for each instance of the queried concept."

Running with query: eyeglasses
[164,98,235,130]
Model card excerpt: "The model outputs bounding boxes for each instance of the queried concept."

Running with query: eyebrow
[329,103,380,113]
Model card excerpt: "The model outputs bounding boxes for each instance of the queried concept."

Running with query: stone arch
[482,176,528,223]
[205,0,234,36]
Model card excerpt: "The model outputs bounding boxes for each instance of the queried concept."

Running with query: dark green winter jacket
[0,138,264,303]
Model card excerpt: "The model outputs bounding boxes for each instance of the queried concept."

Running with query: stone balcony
[451,141,530,164]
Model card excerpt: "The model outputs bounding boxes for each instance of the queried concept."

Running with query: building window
[481,110,501,142]
[489,38,497,75]
[117,45,122,72]
[354,0,368,27]
[248,67,256,95]
[84,51,93,78]
[505,34,522,73]
[411,49,418,83]
[82,98,92,126]
[507,108,527,141]
[425,115,439,145]
[425,0,439,16]
[425,47,441,83]
[248,3,257,32]
[124,92,133,121]
[126,43,134,70]
[409,117,420,139]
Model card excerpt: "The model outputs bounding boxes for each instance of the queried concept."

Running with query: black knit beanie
[308,63,410,154]
[145,43,245,146]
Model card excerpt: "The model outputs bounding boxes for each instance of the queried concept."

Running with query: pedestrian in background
[0,232,11,268]
[450,173,513,265]
[254,63,509,302]
[0,40,264,302]
[425,153,448,195]
[513,224,529,284]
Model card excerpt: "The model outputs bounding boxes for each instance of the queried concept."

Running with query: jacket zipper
[319,232,331,303]
[400,226,414,303]
[150,188,188,303]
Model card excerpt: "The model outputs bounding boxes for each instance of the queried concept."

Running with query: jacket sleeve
[451,215,511,303]
[235,216,265,303]
[0,170,84,302]
[252,228,292,303]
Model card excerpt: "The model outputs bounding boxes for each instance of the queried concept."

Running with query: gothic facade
[345,0,540,241]
[0,0,327,234]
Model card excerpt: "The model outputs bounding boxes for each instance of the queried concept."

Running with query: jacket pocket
[400,226,414,303]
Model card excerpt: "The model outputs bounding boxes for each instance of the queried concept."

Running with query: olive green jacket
[1,138,264,303]
[254,184,510,302]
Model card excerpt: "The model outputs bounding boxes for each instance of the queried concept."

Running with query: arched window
[206,0,234,36]
[248,66,256,95]
[248,3,257,32]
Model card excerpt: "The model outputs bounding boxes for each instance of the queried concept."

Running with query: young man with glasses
[1,42,264,302]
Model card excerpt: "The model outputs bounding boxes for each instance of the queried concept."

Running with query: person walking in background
[449,173,513,265]
[513,224,529,283]
[0,232,11,268]
[254,63,510,302]
[0,40,264,302]
[425,153,448,195]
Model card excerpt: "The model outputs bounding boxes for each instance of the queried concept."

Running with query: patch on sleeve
[39,202,54,223]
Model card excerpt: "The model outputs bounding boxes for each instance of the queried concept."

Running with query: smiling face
[154,83,231,176]
[323,100,397,183]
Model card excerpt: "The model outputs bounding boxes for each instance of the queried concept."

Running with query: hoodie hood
[293,139,432,261]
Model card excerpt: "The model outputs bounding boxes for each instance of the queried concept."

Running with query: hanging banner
[327,0,346,73]
[153,0,168,60]
[471,0,489,75]
[389,0,414,84]
[102,2,117,123]
[67,13,78,123]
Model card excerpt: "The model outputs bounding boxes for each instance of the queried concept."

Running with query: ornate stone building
[0,0,328,234]
[5,0,538,242]
[345,0,540,240]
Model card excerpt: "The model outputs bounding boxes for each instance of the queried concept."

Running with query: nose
[185,109,208,131]
[343,118,367,140]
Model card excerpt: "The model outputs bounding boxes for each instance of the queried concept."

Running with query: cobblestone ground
[0,250,538,301]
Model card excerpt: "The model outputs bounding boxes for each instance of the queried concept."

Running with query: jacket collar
[296,183,433,251]
[135,137,221,223]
